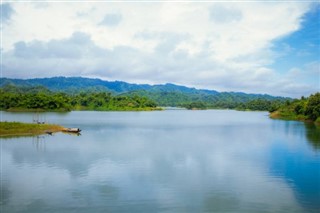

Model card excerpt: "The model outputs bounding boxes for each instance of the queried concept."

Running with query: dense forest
[270,93,320,124]
[0,85,158,111]
[0,84,288,112]
[0,77,292,112]
[180,99,284,111]
[125,90,287,111]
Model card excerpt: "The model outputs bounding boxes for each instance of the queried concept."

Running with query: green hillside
[0,77,291,111]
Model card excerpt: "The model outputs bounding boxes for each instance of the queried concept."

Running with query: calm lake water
[1,110,319,213]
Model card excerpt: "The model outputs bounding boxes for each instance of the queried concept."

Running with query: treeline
[181,99,285,111]
[0,84,289,112]
[0,85,158,111]
[125,90,289,111]
[1,77,291,112]
[270,93,320,123]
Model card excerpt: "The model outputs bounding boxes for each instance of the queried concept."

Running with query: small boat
[45,130,53,135]
[62,128,81,133]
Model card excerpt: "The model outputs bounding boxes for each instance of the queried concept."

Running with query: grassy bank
[0,121,64,137]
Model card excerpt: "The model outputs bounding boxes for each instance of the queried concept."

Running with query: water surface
[1,110,319,212]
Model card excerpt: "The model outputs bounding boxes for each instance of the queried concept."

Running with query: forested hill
[0,77,215,94]
[1,76,279,97]
[0,77,290,110]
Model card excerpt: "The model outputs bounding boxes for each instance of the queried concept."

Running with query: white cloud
[1,1,318,97]
[209,4,242,24]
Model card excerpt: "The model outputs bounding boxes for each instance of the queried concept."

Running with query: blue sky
[1,1,319,97]
[270,3,319,95]
[272,5,319,70]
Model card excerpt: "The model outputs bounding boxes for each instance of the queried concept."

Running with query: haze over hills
[0,76,290,109]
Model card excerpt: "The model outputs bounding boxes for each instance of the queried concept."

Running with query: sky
[0,0,319,98]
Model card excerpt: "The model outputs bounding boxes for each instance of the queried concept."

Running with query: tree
[305,93,320,121]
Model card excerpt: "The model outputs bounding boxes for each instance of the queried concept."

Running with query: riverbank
[0,121,65,137]
[270,111,320,126]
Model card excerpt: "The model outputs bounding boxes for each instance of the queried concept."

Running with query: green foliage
[305,93,320,121]
[272,93,320,123]
[0,86,72,111]
[1,77,291,112]
[0,85,158,111]
[1,78,291,112]
[0,77,150,93]
[124,90,288,111]
[70,92,157,111]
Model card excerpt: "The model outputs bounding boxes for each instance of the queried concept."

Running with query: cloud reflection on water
[1,110,319,212]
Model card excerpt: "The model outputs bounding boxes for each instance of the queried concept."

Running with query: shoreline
[0,121,65,137]
[269,111,320,126]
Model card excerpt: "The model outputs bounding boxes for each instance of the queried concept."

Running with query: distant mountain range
[0,77,289,108]
[0,76,218,94]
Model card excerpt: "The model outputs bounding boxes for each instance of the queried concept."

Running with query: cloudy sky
[1,0,319,97]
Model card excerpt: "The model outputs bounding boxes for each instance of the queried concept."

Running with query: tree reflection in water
[305,124,320,150]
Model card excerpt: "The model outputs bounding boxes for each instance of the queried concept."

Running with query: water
[1,110,319,213]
